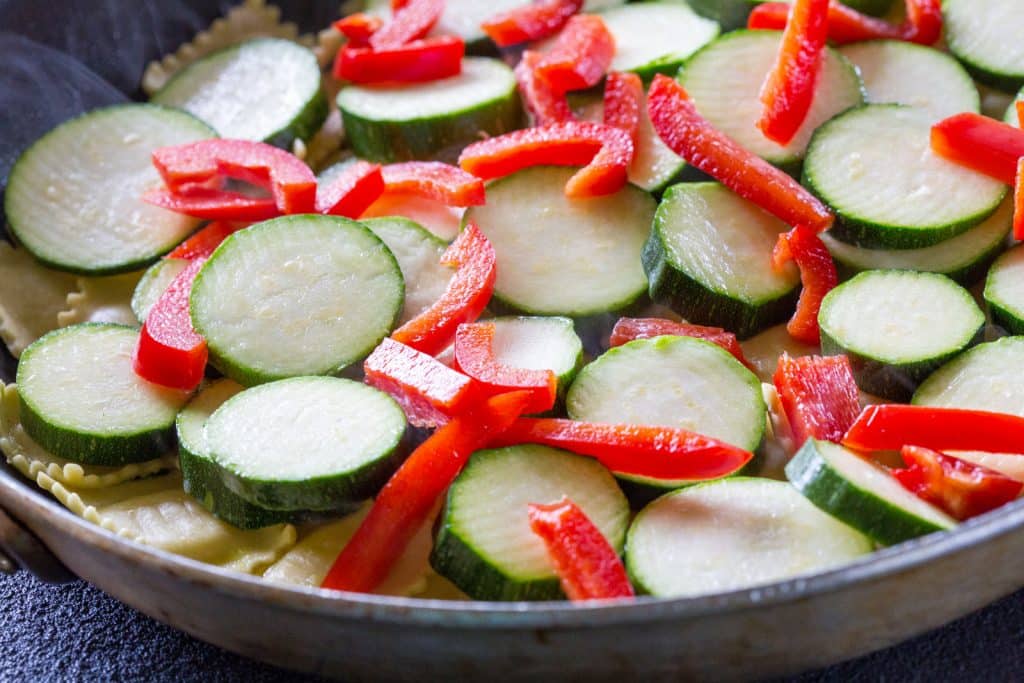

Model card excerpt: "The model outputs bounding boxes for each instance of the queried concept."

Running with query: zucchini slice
[131,258,190,323]
[944,0,1024,93]
[838,40,980,121]
[804,105,1007,249]
[678,30,864,169]
[913,337,1024,417]
[178,379,295,529]
[626,478,873,598]
[4,104,214,275]
[206,377,407,511]
[819,271,985,401]
[643,182,800,339]
[822,197,1014,287]
[431,444,629,601]
[465,167,655,318]
[786,440,957,546]
[16,324,189,466]
[567,335,766,492]
[337,57,523,163]
[985,245,1024,336]
[190,215,404,386]
[151,38,327,149]
[598,2,719,79]
[489,316,584,397]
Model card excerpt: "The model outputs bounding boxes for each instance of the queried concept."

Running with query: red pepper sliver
[370,0,443,49]
[1015,158,1024,242]
[133,258,208,391]
[930,113,1024,186]
[382,161,486,207]
[902,0,942,46]
[748,2,903,45]
[893,446,1022,521]
[489,419,754,482]
[320,390,535,593]
[167,221,242,260]
[608,317,754,371]
[603,72,643,151]
[527,497,634,601]
[515,51,574,126]
[757,0,829,146]
[332,13,384,47]
[647,75,834,232]
[534,15,615,94]
[1017,100,1024,128]
[773,353,860,447]
[390,221,496,356]
[772,225,837,345]
[333,36,464,84]
[315,160,386,217]
[481,0,583,47]
[459,121,633,198]
[364,338,481,428]
[453,322,557,414]
[143,187,281,222]
[843,404,1024,455]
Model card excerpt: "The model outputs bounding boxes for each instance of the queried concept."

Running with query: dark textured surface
[1,569,1023,681]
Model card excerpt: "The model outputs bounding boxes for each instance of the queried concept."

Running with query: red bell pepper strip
[772,225,838,345]
[453,322,557,414]
[167,221,242,260]
[603,71,643,150]
[333,36,464,84]
[370,0,443,49]
[143,187,280,222]
[332,14,385,47]
[1015,158,1024,242]
[390,221,496,356]
[364,338,482,428]
[151,139,316,215]
[893,446,1022,521]
[843,405,1024,455]
[489,419,754,482]
[902,0,942,46]
[773,353,860,447]
[757,0,829,146]
[748,2,902,45]
[321,390,535,593]
[132,258,208,391]
[930,113,1024,186]
[1017,100,1024,128]
[459,121,633,198]
[515,50,574,126]
[527,497,634,601]
[481,0,583,47]
[608,317,753,371]
[534,15,615,94]
[647,75,834,232]
[315,160,385,217]
[382,162,485,207]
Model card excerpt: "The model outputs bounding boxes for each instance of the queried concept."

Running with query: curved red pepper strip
[332,13,385,47]
[143,187,281,222]
[893,446,1022,521]
[152,139,316,214]
[489,419,754,481]
[748,2,902,44]
[167,221,242,260]
[453,322,557,414]
[1015,103,1024,242]
[459,121,633,198]
[321,390,535,593]
[315,160,385,217]
[609,317,754,371]
[390,221,496,356]
[515,50,574,126]
[333,36,464,84]
[603,72,643,150]
[370,0,443,49]
[758,0,829,146]
[772,225,837,345]
[481,0,583,48]
[647,75,834,232]
[843,405,1024,455]
[931,113,1024,186]
[535,15,615,94]
[773,353,860,447]
[382,162,485,207]
[527,497,634,601]
[133,258,208,391]
[902,0,942,45]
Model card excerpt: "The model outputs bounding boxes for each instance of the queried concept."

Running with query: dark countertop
[2,569,1023,681]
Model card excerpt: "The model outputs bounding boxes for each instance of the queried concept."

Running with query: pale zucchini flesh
[944,0,1024,93]
[131,258,190,323]
[984,245,1024,336]
[599,3,719,79]
[489,316,584,396]
[913,337,1024,417]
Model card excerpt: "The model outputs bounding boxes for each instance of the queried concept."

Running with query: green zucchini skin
[984,245,1024,336]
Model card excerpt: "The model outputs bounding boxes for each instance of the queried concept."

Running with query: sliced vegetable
[334,36,465,85]
[382,161,485,206]
[515,50,573,126]
[527,497,634,601]
[1016,158,1024,242]
[486,316,584,397]
[321,390,535,593]
[842,405,1024,455]
[772,225,837,345]
[984,245,1024,335]
[333,14,385,47]
[608,317,753,371]
[602,72,641,149]
[774,353,860,447]
[370,0,443,49]
[596,2,719,79]
[646,75,834,232]
[167,221,240,260]
[902,0,942,45]
[142,188,280,222]
[315,160,385,217]
[481,0,583,47]
[930,112,1024,186]
[131,259,190,324]
[454,322,557,414]
[748,2,903,44]
[944,0,1024,92]
[534,15,615,94]
[913,337,1024,418]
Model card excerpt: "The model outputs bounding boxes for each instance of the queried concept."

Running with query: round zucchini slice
[944,0,1024,93]
[131,258,190,323]
[913,337,1024,417]
[984,245,1024,336]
